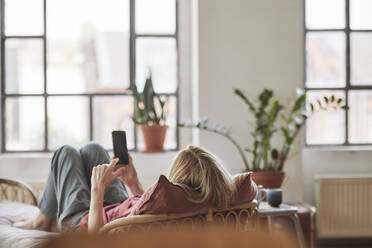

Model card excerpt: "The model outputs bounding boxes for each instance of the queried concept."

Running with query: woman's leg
[15,145,91,231]
[13,173,54,230]
[50,145,92,230]
[79,142,129,206]
[37,159,58,220]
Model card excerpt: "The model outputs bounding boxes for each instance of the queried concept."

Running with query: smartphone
[112,131,129,166]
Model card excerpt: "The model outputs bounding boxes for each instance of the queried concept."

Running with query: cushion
[230,172,258,206]
[131,172,257,216]
[130,175,210,215]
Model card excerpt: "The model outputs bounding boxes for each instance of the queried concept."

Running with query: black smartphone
[112,131,129,166]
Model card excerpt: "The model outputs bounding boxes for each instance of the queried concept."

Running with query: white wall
[197,0,304,202]
[303,148,372,205]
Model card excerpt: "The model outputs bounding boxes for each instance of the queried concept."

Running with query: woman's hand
[113,154,144,195]
[89,159,120,233]
[113,154,137,187]
[91,159,120,191]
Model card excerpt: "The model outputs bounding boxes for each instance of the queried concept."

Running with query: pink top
[79,195,141,231]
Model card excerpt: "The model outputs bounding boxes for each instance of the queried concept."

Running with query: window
[0,0,179,152]
[305,0,372,145]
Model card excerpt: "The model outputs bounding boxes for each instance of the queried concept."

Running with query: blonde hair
[168,145,235,209]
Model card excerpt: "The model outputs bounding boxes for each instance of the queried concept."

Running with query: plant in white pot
[131,74,168,152]
[179,88,348,188]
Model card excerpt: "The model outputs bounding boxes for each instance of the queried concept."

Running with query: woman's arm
[88,159,120,233]
[88,187,104,233]
[126,176,144,196]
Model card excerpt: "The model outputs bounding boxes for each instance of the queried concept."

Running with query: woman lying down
[13,143,243,233]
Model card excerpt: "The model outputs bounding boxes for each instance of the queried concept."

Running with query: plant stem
[278,127,301,171]
[200,128,251,171]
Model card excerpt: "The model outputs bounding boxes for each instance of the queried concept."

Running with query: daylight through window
[0,0,179,152]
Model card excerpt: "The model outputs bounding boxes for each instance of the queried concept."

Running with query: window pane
[4,0,43,35]
[136,38,177,93]
[306,32,346,88]
[164,96,177,149]
[350,0,372,30]
[349,91,372,143]
[306,91,345,144]
[47,0,130,94]
[93,96,134,149]
[137,96,177,150]
[306,0,345,29]
[4,39,44,94]
[5,97,44,150]
[48,97,89,150]
[135,0,176,34]
[351,33,372,85]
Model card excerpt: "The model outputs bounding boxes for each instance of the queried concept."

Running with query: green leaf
[280,113,288,122]
[271,149,279,160]
[258,89,273,111]
[310,103,314,112]
[143,77,154,106]
[268,99,283,123]
[281,127,293,144]
[281,127,290,139]
[234,88,256,113]
[342,105,349,110]
[324,96,329,104]
[337,98,343,104]
[317,99,323,108]
[331,95,335,102]
[291,93,306,113]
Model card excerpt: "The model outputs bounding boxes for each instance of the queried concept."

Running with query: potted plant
[132,74,168,152]
[179,88,347,188]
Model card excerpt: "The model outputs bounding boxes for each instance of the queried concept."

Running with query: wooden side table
[258,202,305,248]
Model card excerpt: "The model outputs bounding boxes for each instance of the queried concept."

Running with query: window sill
[0,152,54,159]
[303,145,372,152]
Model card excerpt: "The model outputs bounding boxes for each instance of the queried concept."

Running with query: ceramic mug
[265,188,282,207]
[257,187,282,208]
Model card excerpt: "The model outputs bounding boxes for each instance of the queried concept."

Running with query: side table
[258,202,305,248]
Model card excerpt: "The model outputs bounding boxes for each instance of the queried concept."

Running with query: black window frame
[0,0,180,153]
[304,0,372,146]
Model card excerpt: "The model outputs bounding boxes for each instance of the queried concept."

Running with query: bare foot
[13,211,52,232]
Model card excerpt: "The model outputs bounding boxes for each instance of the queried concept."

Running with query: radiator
[316,175,372,239]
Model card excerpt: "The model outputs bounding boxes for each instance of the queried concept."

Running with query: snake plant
[131,74,168,125]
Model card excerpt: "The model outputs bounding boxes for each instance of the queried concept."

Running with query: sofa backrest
[100,200,258,234]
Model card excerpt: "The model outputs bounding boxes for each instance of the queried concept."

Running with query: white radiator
[316,175,372,238]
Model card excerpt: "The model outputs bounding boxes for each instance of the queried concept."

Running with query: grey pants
[38,142,128,230]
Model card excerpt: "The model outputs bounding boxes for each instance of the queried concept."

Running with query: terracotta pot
[140,124,168,153]
[251,171,286,189]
